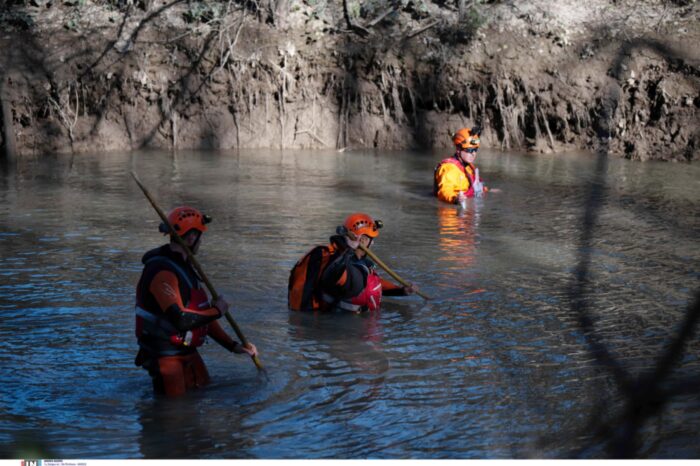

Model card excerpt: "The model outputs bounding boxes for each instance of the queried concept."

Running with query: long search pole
[340,226,431,301]
[131,171,264,372]
[358,244,432,301]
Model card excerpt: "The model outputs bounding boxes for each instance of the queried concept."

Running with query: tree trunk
[1,79,17,163]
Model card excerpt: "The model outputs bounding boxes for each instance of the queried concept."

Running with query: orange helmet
[159,206,211,236]
[343,212,383,238]
[452,127,481,150]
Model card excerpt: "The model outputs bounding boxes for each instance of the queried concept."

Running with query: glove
[232,341,258,357]
[473,168,484,196]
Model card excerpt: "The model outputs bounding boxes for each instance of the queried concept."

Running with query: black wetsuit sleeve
[165,304,220,332]
[148,268,221,332]
[320,250,348,288]
[321,251,366,300]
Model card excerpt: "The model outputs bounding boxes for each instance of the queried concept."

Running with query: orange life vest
[135,255,210,356]
[288,243,341,311]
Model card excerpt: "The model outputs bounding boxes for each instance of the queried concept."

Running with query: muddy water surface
[0,149,698,458]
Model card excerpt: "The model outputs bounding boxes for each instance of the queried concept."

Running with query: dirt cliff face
[0,0,698,161]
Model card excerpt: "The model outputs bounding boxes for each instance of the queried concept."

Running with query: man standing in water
[134,206,257,397]
[320,213,416,312]
[434,126,490,204]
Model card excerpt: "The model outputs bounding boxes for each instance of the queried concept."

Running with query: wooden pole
[359,244,432,301]
[341,226,430,300]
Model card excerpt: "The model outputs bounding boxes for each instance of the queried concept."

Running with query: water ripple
[0,150,698,458]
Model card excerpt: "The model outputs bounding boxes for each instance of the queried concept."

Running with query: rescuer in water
[134,206,257,397]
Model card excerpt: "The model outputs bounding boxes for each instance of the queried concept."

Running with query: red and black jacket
[135,245,226,356]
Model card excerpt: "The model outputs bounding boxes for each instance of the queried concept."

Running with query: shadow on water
[136,396,252,459]
[553,36,700,458]
[0,432,55,460]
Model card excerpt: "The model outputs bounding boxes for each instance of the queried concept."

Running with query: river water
[0,149,698,459]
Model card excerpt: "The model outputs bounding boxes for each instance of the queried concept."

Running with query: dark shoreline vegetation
[0,0,697,161]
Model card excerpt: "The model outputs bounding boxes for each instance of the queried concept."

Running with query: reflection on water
[437,202,480,272]
[0,149,698,458]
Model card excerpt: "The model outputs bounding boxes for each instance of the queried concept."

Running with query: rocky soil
[0,0,698,161]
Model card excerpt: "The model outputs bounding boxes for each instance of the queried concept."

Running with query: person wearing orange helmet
[134,206,258,397]
[434,126,489,204]
[319,213,417,313]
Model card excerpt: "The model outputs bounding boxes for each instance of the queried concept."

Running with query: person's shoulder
[437,155,456,164]
[141,245,163,263]
[436,161,461,179]
[351,256,373,269]
[141,244,179,267]
[438,157,461,169]
[328,235,350,252]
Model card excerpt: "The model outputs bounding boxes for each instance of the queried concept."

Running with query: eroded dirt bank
[0,0,698,160]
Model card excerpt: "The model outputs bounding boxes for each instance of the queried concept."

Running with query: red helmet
[159,206,211,236]
[343,212,382,238]
[453,127,481,150]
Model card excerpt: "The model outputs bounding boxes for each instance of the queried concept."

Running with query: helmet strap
[455,152,468,166]
[188,230,202,254]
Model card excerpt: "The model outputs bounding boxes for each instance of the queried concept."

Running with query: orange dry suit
[433,155,486,203]
[320,248,406,312]
[134,245,237,397]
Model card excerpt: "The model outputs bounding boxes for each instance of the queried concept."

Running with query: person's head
[159,206,212,255]
[453,126,481,164]
[342,212,383,257]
